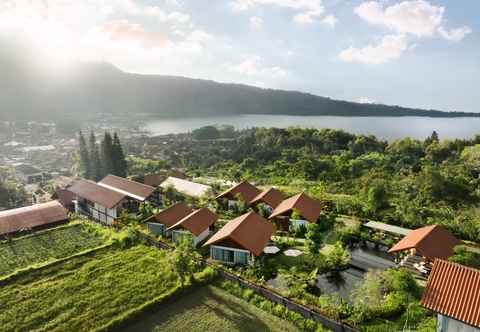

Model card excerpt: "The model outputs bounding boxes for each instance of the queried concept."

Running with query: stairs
[398,254,429,279]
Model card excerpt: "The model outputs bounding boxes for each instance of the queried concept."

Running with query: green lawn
[0,245,180,332]
[120,285,300,332]
[0,222,107,277]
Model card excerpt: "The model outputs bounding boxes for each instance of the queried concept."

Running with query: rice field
[119,285,300,332]
[0,222,107,277]
[0,245,181,332]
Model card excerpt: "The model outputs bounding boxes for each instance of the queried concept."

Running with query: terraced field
[0,222,107,277]
[0,245,180,332]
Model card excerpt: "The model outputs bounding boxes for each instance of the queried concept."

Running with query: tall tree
[101,132,114,176]
[112,132,127,177]
[78,130,91,179]
[89,131,102,181]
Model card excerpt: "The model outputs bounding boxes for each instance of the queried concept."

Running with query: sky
[0,0,479,112]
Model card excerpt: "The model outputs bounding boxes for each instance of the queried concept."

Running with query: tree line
[78,131,127,181]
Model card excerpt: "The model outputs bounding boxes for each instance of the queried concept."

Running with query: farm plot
[0,245,181,332]
[0,222,107,277]
[119,285,300,332]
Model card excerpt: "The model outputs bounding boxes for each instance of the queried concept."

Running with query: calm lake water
[144,115,480,141]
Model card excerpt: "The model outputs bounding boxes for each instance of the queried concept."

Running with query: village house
[388,225,460,276]
[160,176,212,202]
[98,175,160,208]
[0,200,69,238]
[269,192,322,231]
[421,259,480,332]
[216,181,261,209]
[144,202,193,236]
[14,163,44,184]
[249,187,284,213]
[167,207,218,246]
[204,211,275,265]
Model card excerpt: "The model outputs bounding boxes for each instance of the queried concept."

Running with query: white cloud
[231,0,327,25]
[438,26,472,42]
[357,97,376,104]
[250,16,264,30]
[354,0,471,41]
[321,15,338,28]
[339,34,408,65]
[226,56,289,78]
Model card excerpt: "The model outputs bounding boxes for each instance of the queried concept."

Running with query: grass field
[120,285,300,332]
[0,222,107,277]
[0,245,181,332]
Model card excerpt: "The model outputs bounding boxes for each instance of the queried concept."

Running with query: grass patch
[119,285,300,332]
[0,222,108,277]
[0,245,181,332]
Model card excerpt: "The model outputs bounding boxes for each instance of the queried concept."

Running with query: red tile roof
[144,202,193,228]
[216,181,261,203]
[98,175,156,201]
[269,192,322,223]
[204,211,275,256]
[167,207,218,236]
[388,225,460,260]
[250,187,284,208]
[0,201,69,235]
[68,179,126,209]
[421,259,480,328]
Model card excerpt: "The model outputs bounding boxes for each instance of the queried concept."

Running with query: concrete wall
[438,315,480,332]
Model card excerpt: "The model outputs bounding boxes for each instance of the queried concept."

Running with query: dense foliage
[175,127,480,242]
[78,130,127,180]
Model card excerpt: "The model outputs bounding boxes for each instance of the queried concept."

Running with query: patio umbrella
[284,249,303,257]
[263,246,280,254]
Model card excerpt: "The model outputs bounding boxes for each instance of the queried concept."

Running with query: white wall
[193,228,210,246]
[438,315,480,332]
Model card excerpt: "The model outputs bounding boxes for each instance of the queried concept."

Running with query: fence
[218,270,359,332]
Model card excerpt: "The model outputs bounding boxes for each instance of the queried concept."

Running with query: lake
[143,115,480,141]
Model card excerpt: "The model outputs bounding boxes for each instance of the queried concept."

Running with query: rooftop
[0,201,68,236]
[98,175,156,201]
[204,211,275,256]
[160,177,212,198]
[68,179,125,209]
[388,225,460,260]
[145,202,194,228]
[363,221,411,236]
[421,259,480,328]
[250,187,284,209]
[167,207,218,236]
[269,192,322,223]
[216,180,261,203]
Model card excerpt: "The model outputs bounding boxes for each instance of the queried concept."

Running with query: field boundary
[0,221,87,244]
[0,242,113,284]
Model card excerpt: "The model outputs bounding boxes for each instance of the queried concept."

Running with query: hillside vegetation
[168,127,480,242]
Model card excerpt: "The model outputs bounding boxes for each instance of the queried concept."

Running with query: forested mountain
[0,46,477,121]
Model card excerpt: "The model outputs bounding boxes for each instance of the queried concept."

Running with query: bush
[194,266,217,283]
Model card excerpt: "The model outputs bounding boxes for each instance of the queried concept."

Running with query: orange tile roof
[250,187,284,208]
[216,181,261,203]
[388,225,459,260]
[167,207,218,236]
[421,259,480,328]
[99,175,156,201]
[269,192,322,223]
[204,211,275,256]
[0,201,69,235]
[145,202,193,228]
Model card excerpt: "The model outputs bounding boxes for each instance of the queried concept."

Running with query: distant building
[15,164,44,184]
[0,201,69,237]
[421,259,480,332]
[269,192,322,231]
[216,181,261,209]
[160,176,212,200]
[204,211,275,265]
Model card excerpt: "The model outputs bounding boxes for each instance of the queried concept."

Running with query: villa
[421,259,480,332]
[216,181,261,209]
[0,200,69,237]
[144,202,193,236]
[203,211,275,265]
[98,175,160,208]
[249,187,284,212]
[167,207,218,246]
[388,225,459,276]
[269,192,322,231]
